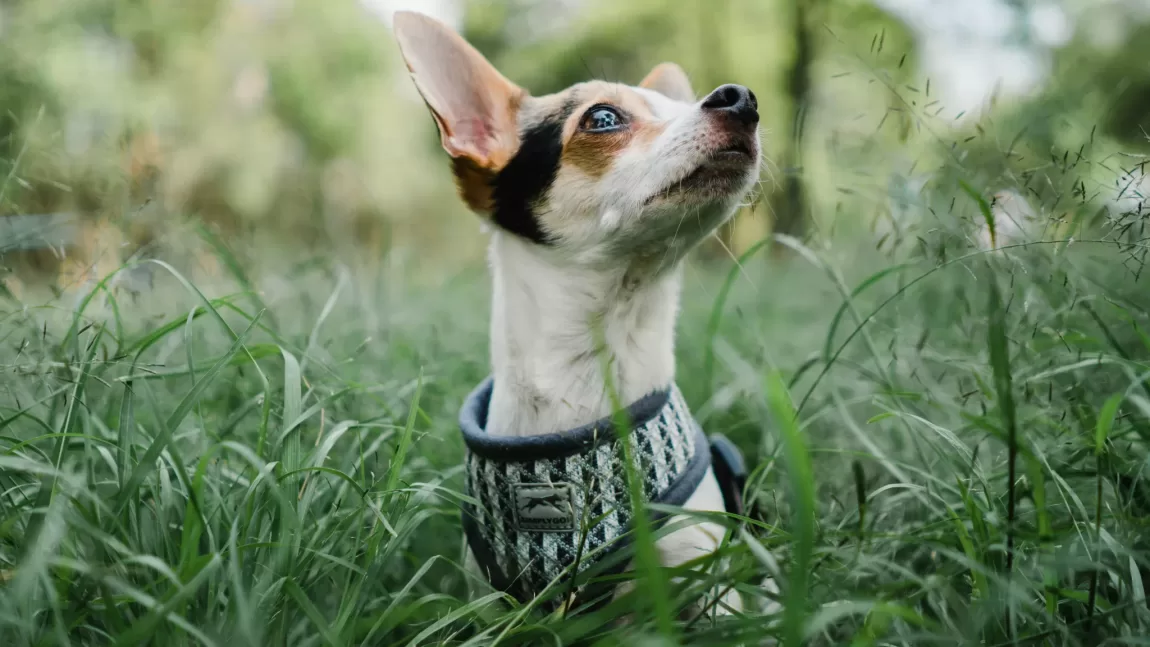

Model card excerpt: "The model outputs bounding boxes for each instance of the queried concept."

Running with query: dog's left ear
[640,63,694,103]
[393,11,525,211]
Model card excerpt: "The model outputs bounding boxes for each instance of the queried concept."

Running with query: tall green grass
[2,214,1149,645]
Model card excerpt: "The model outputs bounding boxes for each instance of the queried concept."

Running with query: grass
[2,216,1149,646]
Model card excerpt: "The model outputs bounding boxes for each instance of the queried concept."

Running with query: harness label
[513,482,577,532]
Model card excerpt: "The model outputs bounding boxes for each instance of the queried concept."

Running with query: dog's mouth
[712,141,755,161]
[645,142,757,205]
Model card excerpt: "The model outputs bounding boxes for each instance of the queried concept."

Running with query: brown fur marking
[452,157,497,212]
[555,84,665,179]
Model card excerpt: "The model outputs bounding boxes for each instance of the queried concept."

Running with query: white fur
[485,231,680,437]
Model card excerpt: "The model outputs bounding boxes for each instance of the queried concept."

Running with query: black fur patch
[490,107,575,245]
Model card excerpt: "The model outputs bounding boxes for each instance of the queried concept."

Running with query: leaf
[197,223,278,332]
[950,508,990,602]
[1096,393,1122,455]
[385,371,422,497]
[765,371,815,647]
[26,328,103,549]
[116,313,262,513]
[823,264,910,363]
[116,381,135,490]
[985,268,1020,581]
[703,237,773,388]
[280,349,304,479]
[284,579,341,647]
[960,180,996,248]
[112,554,221,647]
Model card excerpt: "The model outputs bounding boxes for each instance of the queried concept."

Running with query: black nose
[702,84,759,125]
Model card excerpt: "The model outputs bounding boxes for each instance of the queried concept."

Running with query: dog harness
[459,377,747,608]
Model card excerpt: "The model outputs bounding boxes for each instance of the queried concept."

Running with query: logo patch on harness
[513,483,577,531]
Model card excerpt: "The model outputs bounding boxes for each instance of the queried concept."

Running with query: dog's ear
[393,11,525,211]
[639,63,694,103]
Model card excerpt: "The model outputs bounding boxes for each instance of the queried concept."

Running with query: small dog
[393,11,760,613]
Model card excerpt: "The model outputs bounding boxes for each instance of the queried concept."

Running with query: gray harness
[459,378,747,609]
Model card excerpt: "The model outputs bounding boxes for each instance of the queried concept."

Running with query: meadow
[3,196,1150,645]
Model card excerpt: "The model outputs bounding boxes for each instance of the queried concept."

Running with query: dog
[393,11,761,615]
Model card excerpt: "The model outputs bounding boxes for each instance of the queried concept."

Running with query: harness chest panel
[458,378,737,607]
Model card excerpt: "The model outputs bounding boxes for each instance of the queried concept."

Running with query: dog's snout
[702,84,759,126]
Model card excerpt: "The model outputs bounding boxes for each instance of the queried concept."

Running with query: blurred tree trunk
[770,0,818,244]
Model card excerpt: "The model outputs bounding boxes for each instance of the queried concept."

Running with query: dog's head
[393,11,760,271]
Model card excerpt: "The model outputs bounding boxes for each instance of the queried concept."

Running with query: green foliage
[0,0,452,240]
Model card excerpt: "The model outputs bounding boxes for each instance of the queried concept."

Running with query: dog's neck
[484,232,681,437]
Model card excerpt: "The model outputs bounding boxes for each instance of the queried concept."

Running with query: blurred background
[0,0,1148,298]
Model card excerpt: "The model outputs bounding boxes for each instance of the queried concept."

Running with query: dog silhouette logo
[513,483,577,531]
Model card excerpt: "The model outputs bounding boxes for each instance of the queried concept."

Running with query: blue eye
[581,106,624,132]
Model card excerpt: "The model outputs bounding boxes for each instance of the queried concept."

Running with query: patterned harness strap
[458,378,747,609]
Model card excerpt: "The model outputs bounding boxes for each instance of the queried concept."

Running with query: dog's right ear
[640,63,694,103]
[393,11,525,211]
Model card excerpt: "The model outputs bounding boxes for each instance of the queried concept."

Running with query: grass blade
[1088,393,1120,629]
[284,579,341,647]
[986,267,1018,637]
[765,371,816,647]
[703,237,773,388]
[384,370,422,498]
[196,222,279,332]
[116,312,263,513]
[961,180,996,248]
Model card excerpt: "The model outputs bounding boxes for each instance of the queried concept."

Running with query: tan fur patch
[556,84,665,179]
[562,130,633,179]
